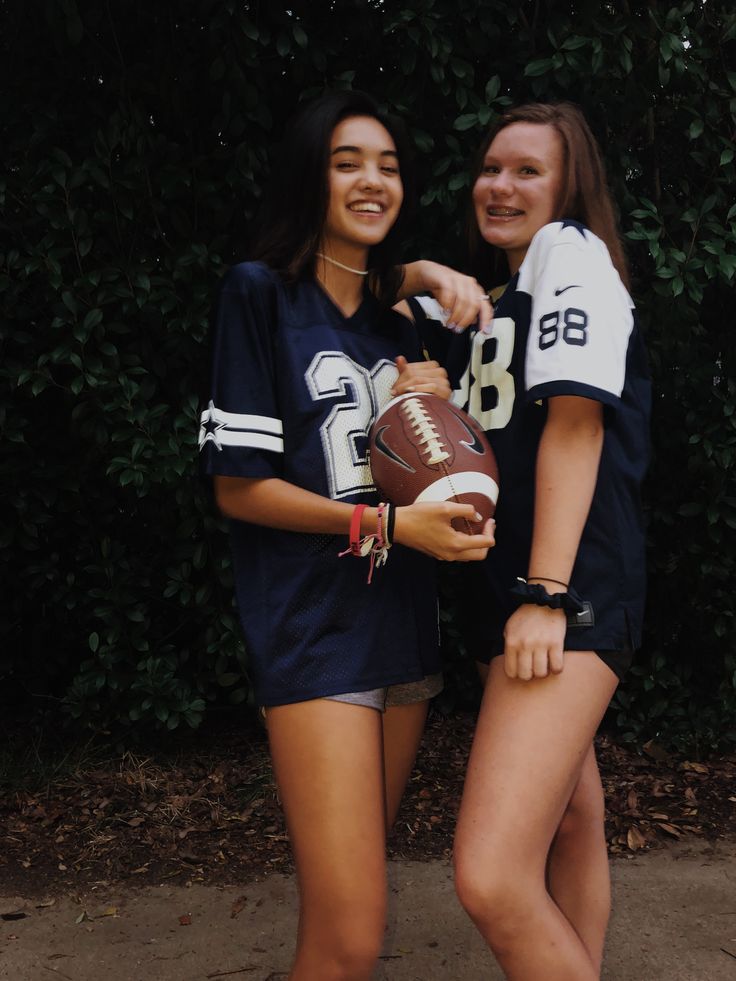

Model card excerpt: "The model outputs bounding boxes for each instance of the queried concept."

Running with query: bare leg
[267,699,388,981]
[476,661,611,969]
[548,746,610,972]
[455,653,618,981]
[382,699,429,827]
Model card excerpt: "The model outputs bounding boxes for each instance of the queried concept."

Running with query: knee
[299,899,386,979]
[454,848,531,944]
[323,930,384,979]
[326,933,385,979]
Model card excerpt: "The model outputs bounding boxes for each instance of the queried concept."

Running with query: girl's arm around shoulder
[503,395,604,681]
[214,475,495,562]
[398,260,493,333]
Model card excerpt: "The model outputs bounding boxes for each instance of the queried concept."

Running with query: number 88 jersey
[420,220,651,653]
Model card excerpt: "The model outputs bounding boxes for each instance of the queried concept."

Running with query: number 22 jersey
[420,221,651,654]
[200,262,440,706]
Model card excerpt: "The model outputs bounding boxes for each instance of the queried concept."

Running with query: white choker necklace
[316,252,370,276]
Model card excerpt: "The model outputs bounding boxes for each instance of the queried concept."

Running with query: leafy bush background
[2,0,734,749]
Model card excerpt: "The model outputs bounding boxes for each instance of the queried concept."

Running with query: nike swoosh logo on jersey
[372,426,416,472]
[554,285,581,296]
[456,416,486,456]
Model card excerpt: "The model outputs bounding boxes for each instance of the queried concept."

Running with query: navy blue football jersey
[200,262,440,706]
[418,222,651,656]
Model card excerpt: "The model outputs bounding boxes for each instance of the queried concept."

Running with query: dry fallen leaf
[681,761,708,774]
[642,740,670,761]
[626,826,647,851]
[657,822,683,838]
[230,895,247,919]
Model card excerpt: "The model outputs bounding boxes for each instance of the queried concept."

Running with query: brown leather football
[369,393,499,534]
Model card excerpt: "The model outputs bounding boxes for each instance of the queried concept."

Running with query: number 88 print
[451,305,591,433]
[539,307,589,349]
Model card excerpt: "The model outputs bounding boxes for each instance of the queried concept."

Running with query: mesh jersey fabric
[200,262,440,705]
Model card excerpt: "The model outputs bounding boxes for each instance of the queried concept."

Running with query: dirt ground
[2,713,734,894]
[1,841,735,980]
[1,711,735,979]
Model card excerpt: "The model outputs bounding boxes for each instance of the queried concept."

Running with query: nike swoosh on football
[554,285,581,295]
[372,426,416,472]
[455,416,486,456]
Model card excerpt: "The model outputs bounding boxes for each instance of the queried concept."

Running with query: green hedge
[2,1,734,748]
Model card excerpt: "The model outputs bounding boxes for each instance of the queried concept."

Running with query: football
[368,393,499,534]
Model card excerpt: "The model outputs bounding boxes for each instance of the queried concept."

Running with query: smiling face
[472,121,565,275]
[320,115,403,265]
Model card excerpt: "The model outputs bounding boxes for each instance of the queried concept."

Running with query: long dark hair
[466,102,629,289]
[249,90,415,305]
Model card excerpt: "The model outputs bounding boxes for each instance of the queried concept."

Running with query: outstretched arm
[215,475,495,562]
[503,395,604,680]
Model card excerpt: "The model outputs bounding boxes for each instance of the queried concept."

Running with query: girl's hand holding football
[394,502,495,562]
[391,355,451,399]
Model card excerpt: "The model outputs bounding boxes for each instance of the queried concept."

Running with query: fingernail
[447,322,458,332]
[481,322,493,335]
[474,512,483,522]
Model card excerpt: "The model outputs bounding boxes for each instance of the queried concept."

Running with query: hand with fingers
[391,355,452,400]
[403,260,493,334]
[394,501,495,562]
[502,604,567,680]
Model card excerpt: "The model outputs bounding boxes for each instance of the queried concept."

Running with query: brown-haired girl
[415,102,650,978]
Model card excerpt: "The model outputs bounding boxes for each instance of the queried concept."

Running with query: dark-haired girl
[200,90,493,980]
[413,103,650,978]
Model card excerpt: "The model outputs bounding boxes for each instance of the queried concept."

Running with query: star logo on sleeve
[199,400,226,451]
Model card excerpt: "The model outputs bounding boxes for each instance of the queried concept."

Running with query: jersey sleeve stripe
[413,295,449,325]
[198,401,285,453]
[525,380,621,409]
[200,402,284,434]
[201,430,284,452]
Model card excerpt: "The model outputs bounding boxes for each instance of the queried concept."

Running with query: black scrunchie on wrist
[509,577,585,615]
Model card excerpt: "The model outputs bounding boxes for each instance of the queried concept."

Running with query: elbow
[213,475,241,520]
[214,486,234,519]
[213,474,265,522]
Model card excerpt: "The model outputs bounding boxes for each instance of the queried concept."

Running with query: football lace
[401,397,450,466]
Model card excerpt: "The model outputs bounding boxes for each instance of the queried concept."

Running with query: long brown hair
[466,102,629,289]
